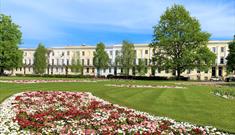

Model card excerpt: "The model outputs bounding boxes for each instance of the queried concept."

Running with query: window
[24,52,27,56]
[28,67,30,72]
[82,59,84,66]
[145,59,148,65]
[20,68,22,71]
[67,51,70,56]
[61,67,64,72]
[67,59,69,65]
[62,59,64,65]
[134,50,137,56]
[62,52,65,56]
[52,59,54,65]
[145,50,148,54]
[52,52,54,56]
[56,67,58,72]
[221,47,224,53]
[212,47,216,53]
[92,68,95,73]
[220,57,224,64]
[86,68,89,73]
[29,59,31,65]
[87,59,90,66]
[57,59,59,65]
[109,68,112,73]
[24,59,27,64]
[133,59,136,65]
[197,70,200,73]
[82,51,85,56]
[110,51,113,55]
[103,69,106,73]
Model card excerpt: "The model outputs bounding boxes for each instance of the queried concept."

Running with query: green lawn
[0,77,235,133]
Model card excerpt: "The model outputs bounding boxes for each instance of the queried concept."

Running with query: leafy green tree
[137,59,147,76]
[70,51,82,74]
[226,36,235,74]
[93,42,109,76]
[0,14,23,75]
[119,40,136,76]
[33,43,47,74]
[150,4,216,78]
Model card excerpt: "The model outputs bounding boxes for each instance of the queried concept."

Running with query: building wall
[8,41,230,80]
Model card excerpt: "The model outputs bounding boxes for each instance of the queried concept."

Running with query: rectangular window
[56,67,58,72]
[86,68,89,73]
[197,70,200,73]
[110,51,113,55]
[82,51,85,56]
[109,68,112,73]
[29,59,31,65]
[52,52,54,56]
[221,47,224,53]
[20,68,22,71]
[24,59,27,64]
[92,68,95,73]
[145,59,148,65]
[24,52,27,56]
[87,59,90,66]
[57,59,59,65]
[62,52,64,56]
[103,69,106,73]
[67,59,69,65]
[61,67,64,72]
[52,59,54,65]
[67,51,70,56]
[28,67,30,72]
[82,59,84,66]
[62,59,64,65]
[220,57,224,64]
[145,50,148,54]
[212,47,216,53]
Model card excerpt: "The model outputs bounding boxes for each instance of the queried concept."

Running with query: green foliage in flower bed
[213,88,235,99]
[0,77,235,133]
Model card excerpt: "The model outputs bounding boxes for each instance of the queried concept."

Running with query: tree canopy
[33,43,47,74]
[70,51,82,74]
[226,36,235,74]
[0,14,23,75]
[150,4,216,78]
[93,42,109,76]
[118,40,136,76]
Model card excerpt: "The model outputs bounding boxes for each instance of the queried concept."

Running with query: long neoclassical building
[11,40,230,80]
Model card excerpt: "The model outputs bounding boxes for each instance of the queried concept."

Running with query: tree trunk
[97,68,100,77]
[176,68,181,80]
[0,68,4,75]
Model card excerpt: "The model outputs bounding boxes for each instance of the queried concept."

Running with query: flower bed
[0,80,96,84]
[0,91,229,134]
[105,84,186,89]
[213,89,235,100]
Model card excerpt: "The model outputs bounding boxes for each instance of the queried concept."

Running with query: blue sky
[1,0,235,48]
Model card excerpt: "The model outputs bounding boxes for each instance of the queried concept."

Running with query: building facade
[10,40,229,80]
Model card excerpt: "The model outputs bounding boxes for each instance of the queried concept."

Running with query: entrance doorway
[212,67,216,77]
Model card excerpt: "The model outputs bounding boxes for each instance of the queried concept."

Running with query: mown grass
[0,77,235,133]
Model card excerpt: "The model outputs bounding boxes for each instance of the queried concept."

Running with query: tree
[70,51,82,74]
[119,40,136,76]
[150,4,216,79]
[137,59,147,76]
[0,14,23,75]
[33,43,47,74]
[226,36,235,74]
[93,42,109,76]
